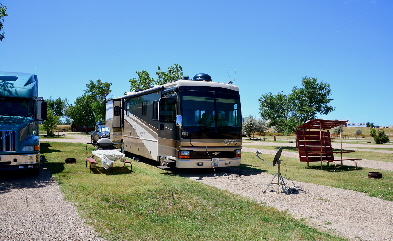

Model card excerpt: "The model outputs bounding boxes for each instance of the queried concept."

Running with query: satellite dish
[272,147,283,166]
[255,147,289,194]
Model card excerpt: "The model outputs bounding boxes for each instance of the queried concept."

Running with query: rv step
[157,166,171,169]
[163,160,175,163]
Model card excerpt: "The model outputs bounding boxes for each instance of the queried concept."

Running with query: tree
[258,92,294,134]
[129,70,155,91]
[259,77,334,134]
[332,125,344,135]
[255,118,268,135]
[366,122,375,128]
[243,115,256,137]
[242,115,267,137]
[290,77,335,122]
[370,128,390,144]
[155,64,183,85]
[355,128,362,139]
[0,3,7,41]
[42,109,60,136]
[66,95,95,133]
[46,97,68,116]
[84,79,112,123]
[129,64,183,91]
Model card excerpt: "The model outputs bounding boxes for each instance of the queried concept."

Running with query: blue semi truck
[0,71,47,174]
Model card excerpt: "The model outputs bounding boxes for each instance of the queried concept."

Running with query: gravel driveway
[0,168,105,241]
[184,167,393,241]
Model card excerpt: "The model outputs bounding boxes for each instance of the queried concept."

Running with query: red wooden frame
[296,119,360,168]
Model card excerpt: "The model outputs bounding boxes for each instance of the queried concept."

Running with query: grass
[246,127,393,145]
[240,152,393,201]
[42,142,344,241]
[246,144,393,163]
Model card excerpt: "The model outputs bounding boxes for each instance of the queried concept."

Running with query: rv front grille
[191,151,236,159]
[0,130,16,152]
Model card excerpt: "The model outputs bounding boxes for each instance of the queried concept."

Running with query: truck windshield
[0,98,34,117]
[180,91,241,128]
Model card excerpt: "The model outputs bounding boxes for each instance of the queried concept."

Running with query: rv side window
[152,101,158,120]
[142,101,147,116]
[114,106,120,116]
[159,98,176,122]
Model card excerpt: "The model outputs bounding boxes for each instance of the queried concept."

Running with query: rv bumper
[0,154,40,170]
[176,157,241,168]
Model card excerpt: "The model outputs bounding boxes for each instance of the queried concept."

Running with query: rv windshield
[180,91,241,128]
[0,98,34,117]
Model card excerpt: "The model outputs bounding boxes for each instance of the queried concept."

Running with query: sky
[1,0,392,126]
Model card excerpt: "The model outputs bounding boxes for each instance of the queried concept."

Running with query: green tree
[355,128,362,139]
[259,77,334,134]
[129,64,183,91]
[243,115,267,137]
[370,128,390,144]
[66,95,95,133]
[155,64,183,85]
[42,109,60,136]
[84,79,112,123]
[243,115,256,137]
[332,125,344,135]
[0,3,7,41]
[290,77,335,122]
[255,118,268,135]
[46,97,68,116]
[129,70,154,91]
[258,92,293,134]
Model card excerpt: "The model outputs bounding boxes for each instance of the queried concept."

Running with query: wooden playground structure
[296,119,361,169]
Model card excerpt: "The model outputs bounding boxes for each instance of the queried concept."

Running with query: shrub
[370,128,390,144]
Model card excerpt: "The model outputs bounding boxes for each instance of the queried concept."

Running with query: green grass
[240,152,393,201]
[245,132,393,145]
[246,144,393,163]
[337,150,393,163]
[42,142,343,241]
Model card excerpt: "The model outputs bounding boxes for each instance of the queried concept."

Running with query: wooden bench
[123,158,132,171]
[86,157,98,172]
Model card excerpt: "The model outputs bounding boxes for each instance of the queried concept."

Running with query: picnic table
[86,149,132,172]
[296,119,361,169]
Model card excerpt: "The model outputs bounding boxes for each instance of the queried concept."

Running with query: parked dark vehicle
[91,124,110,143]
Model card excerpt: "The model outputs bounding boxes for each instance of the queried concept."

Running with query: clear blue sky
[1,0,392,126]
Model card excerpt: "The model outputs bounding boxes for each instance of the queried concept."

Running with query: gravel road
[186,168,393,241]
[0,168,105,241]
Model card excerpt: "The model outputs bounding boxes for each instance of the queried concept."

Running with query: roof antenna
[226,68,236,84]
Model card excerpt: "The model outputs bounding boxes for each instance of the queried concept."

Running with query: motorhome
[106,73,242,168]
[0,72,46,174]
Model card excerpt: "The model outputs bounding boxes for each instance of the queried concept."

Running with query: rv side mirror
[176,115,182,127]
[36,100,47,121]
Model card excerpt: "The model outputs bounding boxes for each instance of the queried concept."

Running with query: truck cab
[0,72,46,174]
